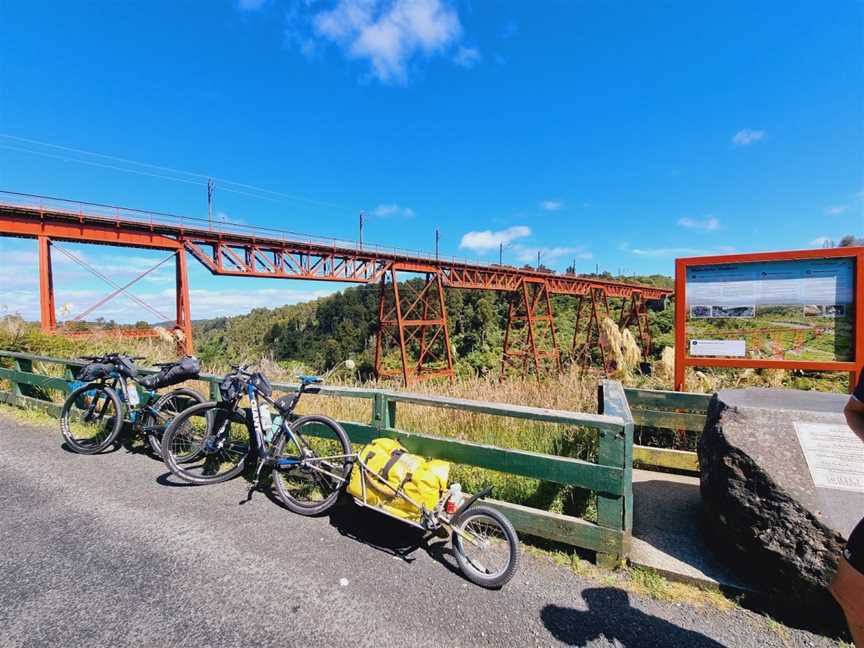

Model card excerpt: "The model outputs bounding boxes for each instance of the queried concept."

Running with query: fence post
[371,392,395,431]
[13,358,36,398]
[596,380,634,567]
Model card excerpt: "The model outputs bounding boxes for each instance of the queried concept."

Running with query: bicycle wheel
[272,415,353,516]
[161,402,250,484]
[451,504,520,588]
[60,382,124,454]
[143,387,205,459]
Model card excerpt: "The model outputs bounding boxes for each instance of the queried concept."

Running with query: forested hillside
[192,273,675,377]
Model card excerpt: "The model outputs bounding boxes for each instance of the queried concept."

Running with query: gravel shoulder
[0,411,845,648]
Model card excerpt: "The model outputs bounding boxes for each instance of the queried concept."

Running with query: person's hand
[844,396,864,444]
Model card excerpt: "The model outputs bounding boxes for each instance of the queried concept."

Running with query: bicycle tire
[144,387,205,459]
[161,401,250,485]
[272,415,353,516]
[452,504,520,588]
[60,382,124,454]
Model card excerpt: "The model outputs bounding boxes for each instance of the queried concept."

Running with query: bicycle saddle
[298,375,322,386]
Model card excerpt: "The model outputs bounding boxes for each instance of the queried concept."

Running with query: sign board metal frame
[674,247,864,392]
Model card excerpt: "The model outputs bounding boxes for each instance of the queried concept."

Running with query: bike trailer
[139,356,201,390]
[347,437,450,521]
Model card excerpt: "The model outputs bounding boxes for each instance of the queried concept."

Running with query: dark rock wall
[698,395,846,613]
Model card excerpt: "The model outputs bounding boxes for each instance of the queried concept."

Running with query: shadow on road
[325,498,466,579]
[156,471,197,487]
[541,588,726,647]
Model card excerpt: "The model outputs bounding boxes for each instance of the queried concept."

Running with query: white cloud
[512,245,591,264]
[459,225,531,253]
[676,216,720,231]
[237,0,267,10]
[312,0,463,83]
[824,205,848,215]
[371,203,415,218]
[732,129,765,147]
[539,200,562,212]
[809,236,833,247]
[453,46,480,68]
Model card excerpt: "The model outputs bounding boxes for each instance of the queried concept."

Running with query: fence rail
[0,350,634,565]
[625,387,710,473]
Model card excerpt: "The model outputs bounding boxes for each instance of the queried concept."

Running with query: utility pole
[537,251,541,270]
[207,178,215,229]
[359,211,365,248]
[435,228,440,261]
[499,243,503,265]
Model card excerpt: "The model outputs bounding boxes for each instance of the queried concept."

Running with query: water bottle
[267,414,283,443]
[258,403,272,438]
[445,483,463,514]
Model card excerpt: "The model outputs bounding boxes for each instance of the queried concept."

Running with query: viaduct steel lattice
[0,192,673,384]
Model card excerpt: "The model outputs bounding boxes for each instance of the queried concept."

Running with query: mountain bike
[59,353,204,456]
[160,365,354,516]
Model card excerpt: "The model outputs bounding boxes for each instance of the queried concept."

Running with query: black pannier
[77,362,113,382]
[139,356,201,390]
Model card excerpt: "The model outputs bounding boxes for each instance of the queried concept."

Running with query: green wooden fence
[0,350,634,566]
[625,387,710,473]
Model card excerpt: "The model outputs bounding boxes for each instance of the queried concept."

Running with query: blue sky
[1,1,862,323]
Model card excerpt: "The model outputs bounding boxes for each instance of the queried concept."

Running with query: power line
[0,133,352,210]
[0,144,203,187]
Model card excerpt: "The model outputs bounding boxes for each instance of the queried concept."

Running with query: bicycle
[161,365,519,588]
[60,353,204,456]
[160,365,354,516]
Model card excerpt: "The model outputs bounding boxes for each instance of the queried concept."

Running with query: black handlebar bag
[139,356,201,390]
[77,362,113,382]
[112,354,139,378]
[219,375,243,402]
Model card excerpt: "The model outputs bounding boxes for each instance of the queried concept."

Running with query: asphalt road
[0,412,843,648]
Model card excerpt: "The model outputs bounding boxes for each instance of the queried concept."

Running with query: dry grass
[285,369,603,517]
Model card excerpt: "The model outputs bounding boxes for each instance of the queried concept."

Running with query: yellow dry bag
[347,438,449,521]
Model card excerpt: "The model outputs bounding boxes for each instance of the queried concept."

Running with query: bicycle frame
[81,372,160,425]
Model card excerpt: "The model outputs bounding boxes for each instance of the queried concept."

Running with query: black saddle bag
[140,356,201,390]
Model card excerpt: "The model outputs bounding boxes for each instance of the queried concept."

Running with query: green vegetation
[191,273,675,377]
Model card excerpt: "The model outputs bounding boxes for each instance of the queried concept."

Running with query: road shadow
[324,497,466,580]
[156,471,197,488]
[541,588,726,647]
